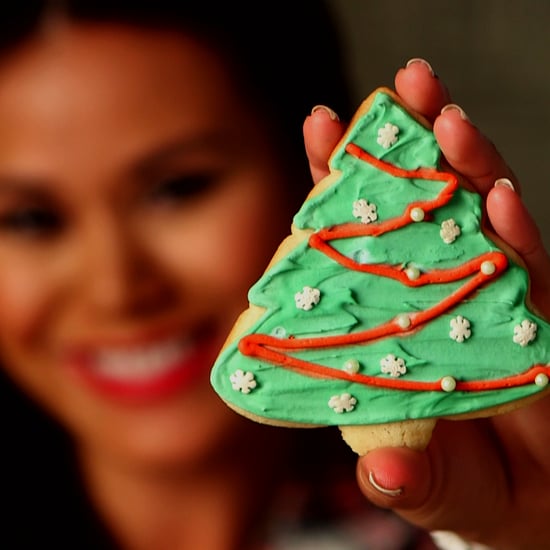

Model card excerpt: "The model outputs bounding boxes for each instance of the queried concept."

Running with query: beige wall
[328,0,550,247]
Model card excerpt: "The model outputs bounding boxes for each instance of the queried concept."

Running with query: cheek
[197,182,291,293]
[0,259,52,342]
[146,174,292,301]
[208,205,280,284]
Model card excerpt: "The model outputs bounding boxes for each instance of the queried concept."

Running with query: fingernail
[494,177,515,191]
[405,57,435,76]
[441,103,470,122]
[367,471,403,497]
[311,105,339,121]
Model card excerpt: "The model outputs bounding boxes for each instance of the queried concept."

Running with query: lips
[68,328,219,402]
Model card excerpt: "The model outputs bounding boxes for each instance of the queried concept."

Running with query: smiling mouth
[70,330,218,401]
[94,338,190,382]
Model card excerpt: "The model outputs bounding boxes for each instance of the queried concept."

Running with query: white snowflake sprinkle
[352,198,378,224]
[328,393,357,413]
[513,319,537,347]
[380,354,407,377]
[450,315,471,343]
[294,286,321,311]
[440,218,461,244]
[377,122,400,149]
[229,369,257,394]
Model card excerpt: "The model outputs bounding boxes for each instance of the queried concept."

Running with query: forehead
[0,22,253,166]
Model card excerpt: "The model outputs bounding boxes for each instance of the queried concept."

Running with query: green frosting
[210,90,550,427]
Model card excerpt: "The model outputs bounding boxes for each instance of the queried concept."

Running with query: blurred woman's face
[0,22,292,466]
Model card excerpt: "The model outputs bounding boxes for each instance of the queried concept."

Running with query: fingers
[399,58,550,316]
[307,58,517,200]
[394,58,451,121]
[396,58,518,198]
[438,113,550,318]
[303,105,346,184]
[305,62,549,320]
[434,106,520,196]
[304,58,504,194]
[411,60,549,316]
[304,58,450,187]
[487,183,550,317]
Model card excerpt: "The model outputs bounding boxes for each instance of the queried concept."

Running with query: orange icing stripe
[239,335,550,392]
[240,252,506,352]
[311,142,457,245]
[455,365,550,390]
[239,250,512,393]
[238,140,536,393]
[239,340,441,389]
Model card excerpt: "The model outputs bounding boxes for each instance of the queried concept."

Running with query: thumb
[356,419,508,544]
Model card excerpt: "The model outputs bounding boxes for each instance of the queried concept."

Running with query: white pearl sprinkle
[342,359,360,375]
[410,207,425,222]
[441,376,457,392]
[535,373,549,388]
[480,261,496,275]
[271,326,287,338]
[405,266,420,280]
[396,314,411,329]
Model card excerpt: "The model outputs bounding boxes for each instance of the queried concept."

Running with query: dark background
[329,0,550,247]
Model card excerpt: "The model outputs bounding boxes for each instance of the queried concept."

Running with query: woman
[1,1,543,548]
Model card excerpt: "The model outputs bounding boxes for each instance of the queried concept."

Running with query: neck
[76,428,291,550]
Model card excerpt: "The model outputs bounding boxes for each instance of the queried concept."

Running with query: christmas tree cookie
[210,87,550,455]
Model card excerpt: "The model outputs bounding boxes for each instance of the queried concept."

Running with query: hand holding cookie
[211,62,550,460]
[352,60,550,550]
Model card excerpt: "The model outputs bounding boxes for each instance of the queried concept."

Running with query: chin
[100,390,246,470]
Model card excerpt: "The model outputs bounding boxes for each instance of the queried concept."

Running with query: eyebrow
[0,128,243,195]
[133,129,238,173]
[0,177,54,199]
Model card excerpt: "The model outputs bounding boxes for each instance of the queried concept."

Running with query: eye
[0,205,63,238]
[149,173,217,204]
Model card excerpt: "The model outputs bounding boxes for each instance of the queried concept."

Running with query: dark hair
[0,3,355,547]
[1,1,354,205]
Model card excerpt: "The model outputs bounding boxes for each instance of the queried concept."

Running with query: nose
[78,212,175,318]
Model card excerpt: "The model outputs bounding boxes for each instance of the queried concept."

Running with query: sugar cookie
[210,88,550,455]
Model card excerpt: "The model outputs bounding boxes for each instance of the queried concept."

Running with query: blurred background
[328,0,550,247]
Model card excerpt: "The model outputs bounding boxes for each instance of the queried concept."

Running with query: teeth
[94,339,189,381]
